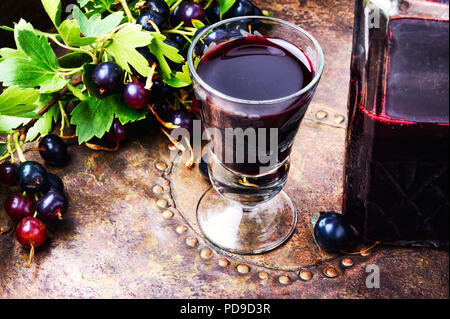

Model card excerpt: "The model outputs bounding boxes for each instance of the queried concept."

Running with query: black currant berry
[123,82,151,110]
[313,212,357,253]
[104,119,128,143]
[172,1,206,27]
[0,162,18,187]
[92,62,124,93]
[17,161,49,193]
[48,173,64,194]
[224,0,256,19]
[170,34,188,51]
[171,110,194,134]
[206,2,221,24]
[4,193,36,221]
[16,217,47,249]
[36,191,68,222]
[143,0,170,21]
[137,10,165,32]
[39,134,69,166]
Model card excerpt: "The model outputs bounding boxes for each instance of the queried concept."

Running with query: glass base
[197,187,297,254]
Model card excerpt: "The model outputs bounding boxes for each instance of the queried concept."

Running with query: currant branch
[20,75,83,141]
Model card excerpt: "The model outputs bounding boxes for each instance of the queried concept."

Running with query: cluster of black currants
[0,134,69,267]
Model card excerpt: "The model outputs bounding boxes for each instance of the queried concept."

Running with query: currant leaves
[105,24,153,77]
[0,87,39,117]
[70,94,145,144]
[0,29,67,93]
[72,6,124,38]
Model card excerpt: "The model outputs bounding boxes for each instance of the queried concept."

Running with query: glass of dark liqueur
[344,0,449,247]
[188,17,324,254]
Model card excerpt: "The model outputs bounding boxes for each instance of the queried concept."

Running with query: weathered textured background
[0,0,448,299]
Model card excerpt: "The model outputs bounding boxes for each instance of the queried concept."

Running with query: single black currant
[313,212,357,253]
[137,10,165,32]
[17,161,49,193]
[124,82,151,110]
[39,134,69,166]
[4,193,36,221]
[16,217,47,249]
[143,0,170,21]
[170,34,188,51]
[92,62,124,93]
[171,110,194,134]
[36,191,68,222]
[48,173,65,194]
[16,216,47,267]
[172,1,206,27]
[0,162,18,187]
[206,2,221,24]
[253,5,263,16]
[224,0,256,19]
[104,118,128,143]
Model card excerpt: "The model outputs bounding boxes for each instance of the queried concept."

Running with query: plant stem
[13,132,26,163]
[120,0,136,23]
[204,0,214,10]
[164,29,196,36]
[49,35,95,60]
[21,76,83,138]
[6,134,14,163]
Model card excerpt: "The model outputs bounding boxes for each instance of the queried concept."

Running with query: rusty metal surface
[0,0,448,299]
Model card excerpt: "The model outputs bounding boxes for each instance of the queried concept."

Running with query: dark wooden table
[0,0,448,299]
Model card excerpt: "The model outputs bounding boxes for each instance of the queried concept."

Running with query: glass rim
[187,16,325,105]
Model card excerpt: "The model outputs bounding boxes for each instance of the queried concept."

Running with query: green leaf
[26,102,60,142]
[0,48,27,60]
[58,19,97,47]
[191,19,206,29]
[41,0,61,27]
[163,63,191,88]
[0,29,67,93]
[218,0,236,19]
[148,32,183,79]
[70,95,116,143]
[78,0,92,7]
[73,6,123,37]
[0,116,29,135]
[165,0,179,6]
[18,29,58,70]
[262,10,275,18]
[0,57,67,93]
[105,24,153,77]
[0,86,40,116]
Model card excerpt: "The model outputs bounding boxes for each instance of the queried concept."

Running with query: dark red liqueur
[344,18,449,247]
[196,36,315,175]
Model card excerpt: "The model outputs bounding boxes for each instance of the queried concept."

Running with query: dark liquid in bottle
[197,36,315,175]
[344,18,449,246]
